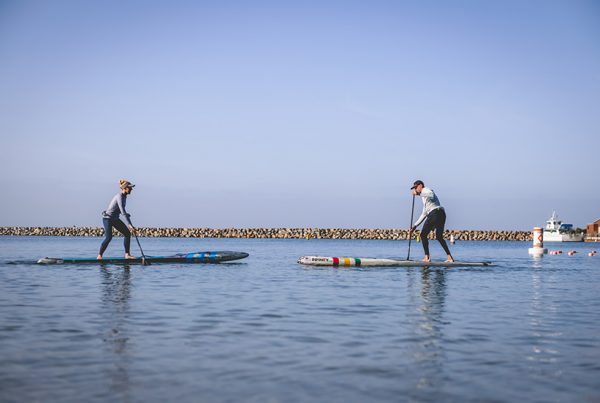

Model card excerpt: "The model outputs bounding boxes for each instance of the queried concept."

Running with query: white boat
[543,211,584,242]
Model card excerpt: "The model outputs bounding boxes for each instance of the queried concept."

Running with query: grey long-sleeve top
[413,187,443,227]
[103,192,132,226]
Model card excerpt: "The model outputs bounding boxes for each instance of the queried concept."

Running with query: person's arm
[412,188,434,228]
[117,194,133,227]
[413,209,427,228]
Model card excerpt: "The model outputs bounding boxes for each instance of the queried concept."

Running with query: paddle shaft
[407,194,415,260]
[131,225,150,265]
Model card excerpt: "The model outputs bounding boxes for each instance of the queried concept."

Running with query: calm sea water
[1,236,599,403]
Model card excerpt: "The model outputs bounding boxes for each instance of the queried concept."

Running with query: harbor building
[586,218,600,242]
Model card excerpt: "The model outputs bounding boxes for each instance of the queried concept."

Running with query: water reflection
[530,255,544,269]
[100,266,132,402]
[406,268,448,391]
[528,263,561,366]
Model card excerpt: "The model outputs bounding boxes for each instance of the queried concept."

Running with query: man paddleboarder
[97,179,136,260]
[409,180,454,263]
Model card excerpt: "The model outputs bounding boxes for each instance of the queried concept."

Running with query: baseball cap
[410,180,424,190]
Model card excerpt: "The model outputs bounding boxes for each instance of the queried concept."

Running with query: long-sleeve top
[413,187,443,227]
[103,192,132,226]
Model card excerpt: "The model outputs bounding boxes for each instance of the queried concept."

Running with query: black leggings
[99,218,131,256]
[421,208,451,256]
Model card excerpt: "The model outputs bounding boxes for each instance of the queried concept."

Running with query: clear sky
[1,0,599,229]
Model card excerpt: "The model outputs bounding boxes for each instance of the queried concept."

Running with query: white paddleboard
[298,256,492,267]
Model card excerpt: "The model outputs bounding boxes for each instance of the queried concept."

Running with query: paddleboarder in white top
[97,179,136,260]
[409,180,454,263]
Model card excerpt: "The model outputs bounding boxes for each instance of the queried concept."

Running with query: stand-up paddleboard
[37,251,249,265]
[298,256,492,267]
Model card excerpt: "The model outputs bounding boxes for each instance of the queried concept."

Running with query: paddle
[131,225,150,266]
[407,194,416,260]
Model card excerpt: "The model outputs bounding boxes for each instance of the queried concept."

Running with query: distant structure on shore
[586,218,600,243]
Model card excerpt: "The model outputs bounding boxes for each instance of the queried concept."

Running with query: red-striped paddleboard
[298,256,492,267]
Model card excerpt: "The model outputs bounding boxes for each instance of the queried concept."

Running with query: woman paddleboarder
[97,179,136,260]
[408,180,454,263]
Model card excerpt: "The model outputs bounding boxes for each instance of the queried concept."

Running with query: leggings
[421,208,451,256]
[99,218,131,256]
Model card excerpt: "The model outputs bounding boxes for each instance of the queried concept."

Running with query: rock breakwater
[1,227,532,241]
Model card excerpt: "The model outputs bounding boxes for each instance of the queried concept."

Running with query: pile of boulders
[0,227,533,241]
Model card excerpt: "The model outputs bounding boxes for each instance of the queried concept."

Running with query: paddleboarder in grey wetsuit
[409,180,454,263]
[97,180,136,260]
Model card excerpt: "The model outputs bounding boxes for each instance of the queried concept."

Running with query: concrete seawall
[0,227,533,241]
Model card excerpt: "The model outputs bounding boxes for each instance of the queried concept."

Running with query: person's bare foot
[97,255,103,260]
[445,255,455,263]
[125,254,136,259]
[422,255,430,262]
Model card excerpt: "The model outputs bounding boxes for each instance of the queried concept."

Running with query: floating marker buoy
[528,227,547,256]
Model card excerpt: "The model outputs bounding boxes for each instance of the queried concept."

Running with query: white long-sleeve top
[413,187,443,227]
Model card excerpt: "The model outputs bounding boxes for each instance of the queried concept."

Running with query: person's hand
[129,225,135,234]
[409,226,415,235]
[411,189,417,196]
